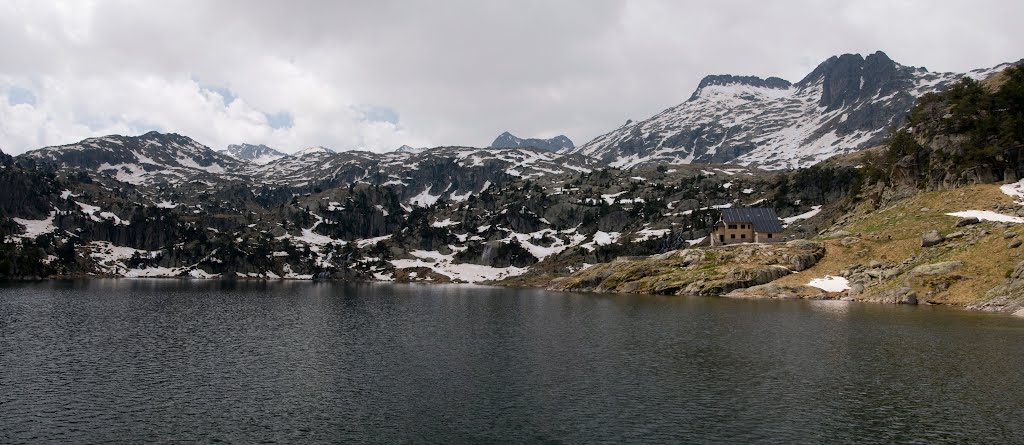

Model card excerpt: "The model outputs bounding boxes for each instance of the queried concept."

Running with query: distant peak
[294,146,335,156]
[396,144,424,153]
[224,143,286,164]
[490,132,574,151]
[688,75,792,101]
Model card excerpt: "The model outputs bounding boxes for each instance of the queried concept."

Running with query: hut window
[728,224,737,229]
[730,234,735,239]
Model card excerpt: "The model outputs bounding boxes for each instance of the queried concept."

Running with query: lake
[1,280,1022,443]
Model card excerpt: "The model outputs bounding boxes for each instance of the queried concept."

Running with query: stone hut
[711,208,783,246]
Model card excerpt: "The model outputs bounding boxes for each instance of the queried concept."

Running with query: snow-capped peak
[223,143,286,165]
[570,51,1011,170]
[292,146,335,157]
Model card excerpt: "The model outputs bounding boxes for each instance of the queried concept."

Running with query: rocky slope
[4,129,846,282]
[549,240,824,296]
[539,62,1024,314]
[490,131,574,152]
[570,51,1011,170]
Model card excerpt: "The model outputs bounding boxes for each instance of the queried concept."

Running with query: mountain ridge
[570,51,1013,170]
[490,131,574,152]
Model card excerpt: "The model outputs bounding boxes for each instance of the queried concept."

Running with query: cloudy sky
[0,0,1020,155]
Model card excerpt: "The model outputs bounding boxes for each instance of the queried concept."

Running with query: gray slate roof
[720,208,784,233]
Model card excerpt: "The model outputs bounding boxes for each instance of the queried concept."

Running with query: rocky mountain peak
[396,145,425,153]
[490,132,574,152]
[224,143,285,164]
[570,50,1004,170]
[688,75,792,101]
[797,51,905,110]
[293,146,335,157]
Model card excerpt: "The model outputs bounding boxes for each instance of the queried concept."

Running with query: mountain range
[2,50,1022,313]
[569,51,1012,170]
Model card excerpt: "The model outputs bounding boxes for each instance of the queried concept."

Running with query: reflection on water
[1,279,1023,443]
[805,299,852,315]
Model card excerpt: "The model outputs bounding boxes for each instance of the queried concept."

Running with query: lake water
[1,280,1023,444]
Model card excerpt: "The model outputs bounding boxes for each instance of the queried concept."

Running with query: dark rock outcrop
[489,131,574,152]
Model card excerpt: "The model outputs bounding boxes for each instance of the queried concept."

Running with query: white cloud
[0,0,1021,154]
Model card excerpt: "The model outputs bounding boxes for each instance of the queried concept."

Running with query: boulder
[840,236,861,247]
[954,217,980,227]
[902,290,918,305]
[1010,240,1022,249]
[790,254,818,271]
[909,261,962,277]
[894,286,918,304]
[921,230,944,247]
[848,281,865,298]
[825,230,851,239]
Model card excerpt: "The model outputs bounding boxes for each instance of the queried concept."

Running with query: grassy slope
[776,184,1019,306]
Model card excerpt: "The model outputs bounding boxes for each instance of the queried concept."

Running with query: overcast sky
[0,0,1020,155]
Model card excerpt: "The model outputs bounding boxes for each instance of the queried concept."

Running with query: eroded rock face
[549,241,825,296]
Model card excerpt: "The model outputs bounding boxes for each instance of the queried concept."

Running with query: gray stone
[921,230,944,247]
[954,217,980,227]
[909,261,962,277]
[1006,232,1018,240]
[790,254,818,271]
[902,291,918,305]
[946,231,966,239]
[849,282,865,298]
[896,286,918,305]
[1010,240,1022,249]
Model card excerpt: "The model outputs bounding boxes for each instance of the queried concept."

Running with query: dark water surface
[1,280,1023,444]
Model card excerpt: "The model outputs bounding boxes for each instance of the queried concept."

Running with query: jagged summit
[224,143,286,165]
[490,131,574,152]
[794,51,906,110]
[570,51,1009,170]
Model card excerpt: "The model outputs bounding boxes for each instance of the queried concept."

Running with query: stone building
[711,208,784,246]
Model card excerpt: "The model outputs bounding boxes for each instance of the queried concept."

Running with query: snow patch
[782,205,822,225]
[807,275,851,292]
[946,210,1024,224]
